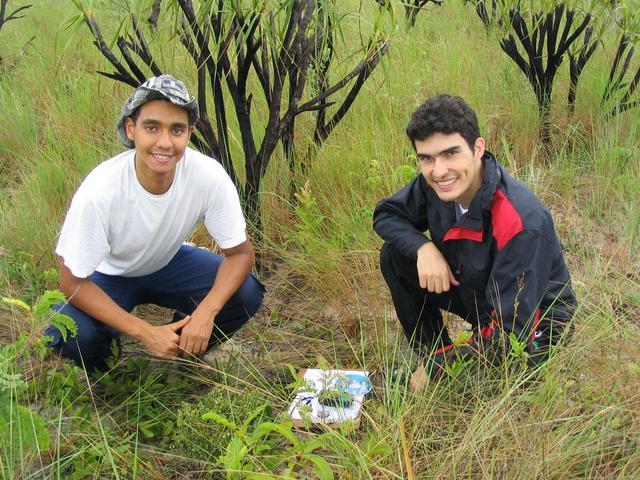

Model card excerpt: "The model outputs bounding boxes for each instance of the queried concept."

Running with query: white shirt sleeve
[204,171,247,249]
[55,189,110,278]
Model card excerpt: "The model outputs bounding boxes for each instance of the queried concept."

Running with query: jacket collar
[453,151,500,231]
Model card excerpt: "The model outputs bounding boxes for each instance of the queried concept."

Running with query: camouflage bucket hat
[116,74,199,148]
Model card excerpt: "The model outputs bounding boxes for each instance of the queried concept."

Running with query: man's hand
[176,239,255,357]
[417,242,460,293]
[140,316,192,358]
[178,306,216,356]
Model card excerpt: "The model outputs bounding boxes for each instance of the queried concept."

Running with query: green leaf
[139,422,155,438]
[223,437,248,479]
[33,290,67,317]
[300,437,324,453]
[1,297,31,311]
[364,435,393,458]
[241,404,269,430]
[455,330,473,343]
[392,164,417,185]
[202,412,238,431]
[49,311,78,342]
[0,404,51,453]
[305,454,334,480]
[246,473,279,480]
[251,421,298,445]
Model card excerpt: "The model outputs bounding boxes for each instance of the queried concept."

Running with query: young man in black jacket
[373,95,576,389]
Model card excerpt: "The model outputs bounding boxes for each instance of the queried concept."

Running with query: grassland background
[0,0,639,478]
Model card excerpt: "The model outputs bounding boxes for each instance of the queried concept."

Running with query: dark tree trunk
[476,2,591,157]
[77,0,391,251]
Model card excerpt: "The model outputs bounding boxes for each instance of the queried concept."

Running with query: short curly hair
[406,95,480,150]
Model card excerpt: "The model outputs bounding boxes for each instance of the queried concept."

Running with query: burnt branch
[603,33,632,103]
[84,14,139,87]
[405,0,443,28]
[130,15,163,76]
[603,33,640,116]
[475,1,592,153]
[116,37,148,83]
[148,0,162,29]
[78,0,391,236]
[373,0,441,27]
[314,41,390,144]
[568,25,598,113]
[0,0,31,33]
[295,40,389,115]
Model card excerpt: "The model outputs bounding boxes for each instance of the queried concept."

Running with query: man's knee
[379,242,396,269]
[46,302,119,370]
[235,275,265,318]
[380,242,405,278]
[47,327,116,370]
[380,242,420,288]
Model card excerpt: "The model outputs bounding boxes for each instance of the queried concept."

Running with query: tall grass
[1,0,639,478]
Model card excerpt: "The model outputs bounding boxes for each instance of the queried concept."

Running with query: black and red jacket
[373,152,576,355]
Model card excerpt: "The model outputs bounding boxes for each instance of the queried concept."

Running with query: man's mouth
[434,176,458,189]
[151,153,173,163]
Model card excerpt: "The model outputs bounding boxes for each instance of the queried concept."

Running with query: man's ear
[125,117,135,141]
[474,137,486,159]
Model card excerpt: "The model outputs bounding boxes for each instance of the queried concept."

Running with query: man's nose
[432,156,447,177]
[156,129,172,148]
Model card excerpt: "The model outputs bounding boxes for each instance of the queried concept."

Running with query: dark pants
[379,243,481,353]
[46,245,265,371]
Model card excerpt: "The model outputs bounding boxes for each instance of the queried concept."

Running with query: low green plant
[38,290,77,342]
[443,355,476,378]
[391,161,417,186]
[0,249,58,303]
[170,386,267,464]
[203,404,335,480]
[3,289,77,343]
[41,362,92,426]
[0,335,51,477]
[97,357,195,440]
[291,181,328,252]
[508,331,530,367]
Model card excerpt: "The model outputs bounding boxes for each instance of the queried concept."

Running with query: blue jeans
[45,245,265,371]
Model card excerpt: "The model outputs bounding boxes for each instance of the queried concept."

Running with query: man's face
[415,132,485,208]
[125,99,194,192]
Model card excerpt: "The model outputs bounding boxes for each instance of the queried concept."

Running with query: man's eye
[172,128,185,135]
[145,126,156,133]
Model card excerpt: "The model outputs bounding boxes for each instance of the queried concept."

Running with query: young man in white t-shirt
[46,75,264,372]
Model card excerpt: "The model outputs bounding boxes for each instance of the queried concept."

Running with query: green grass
[1,0,640,478]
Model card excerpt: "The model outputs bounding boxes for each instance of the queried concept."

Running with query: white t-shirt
[455,203,468,220]
[56,147,246,278]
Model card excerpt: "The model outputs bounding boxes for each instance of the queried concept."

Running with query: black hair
[406,95,480,150]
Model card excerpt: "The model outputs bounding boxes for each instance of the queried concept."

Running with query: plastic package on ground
[288,369,371,426]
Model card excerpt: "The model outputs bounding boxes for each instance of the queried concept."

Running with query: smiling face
[415,132,485,208]
[125,99,194,194]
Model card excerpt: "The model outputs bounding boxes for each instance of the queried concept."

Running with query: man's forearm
[62,276,149,340]
[196,252,254,318]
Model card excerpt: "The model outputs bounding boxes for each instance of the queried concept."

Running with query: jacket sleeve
[485,229,553,341]
[372,175,431,259]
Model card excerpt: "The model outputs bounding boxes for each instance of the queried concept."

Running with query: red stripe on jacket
[443,226,483,242]
[491,189,524,250]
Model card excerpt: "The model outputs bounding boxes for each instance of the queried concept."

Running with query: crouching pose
[373,95,576,388]
[46,75,264,372]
